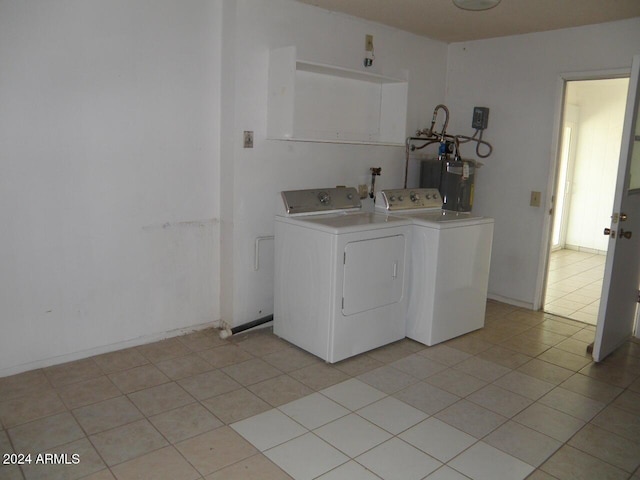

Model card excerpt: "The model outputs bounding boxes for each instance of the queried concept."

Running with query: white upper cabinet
[267,46,408,146]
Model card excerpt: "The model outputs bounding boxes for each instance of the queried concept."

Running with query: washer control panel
[281,187,361,215]
[377,188,442,211]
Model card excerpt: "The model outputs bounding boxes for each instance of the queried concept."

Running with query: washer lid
[406,210,494,228]
[276,211,411,234]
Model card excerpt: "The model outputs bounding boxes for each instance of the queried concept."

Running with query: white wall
[565,79,629,252]
[0,0,222,376]
[444,18,640,308]
[220,0,448,326]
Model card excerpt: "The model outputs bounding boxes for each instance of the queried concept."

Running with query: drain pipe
[369,167,381,200]
[219,314,274,339]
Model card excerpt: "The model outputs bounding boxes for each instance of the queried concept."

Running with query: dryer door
[342,235,405,316]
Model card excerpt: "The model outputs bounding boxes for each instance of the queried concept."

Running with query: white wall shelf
[267,46,408,146]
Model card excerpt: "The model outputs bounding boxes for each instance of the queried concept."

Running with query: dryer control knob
[398,195,404,201]
[410,192,421,202]
[425,194,431,200]
[389,195,396,202]
[318,191,331,204]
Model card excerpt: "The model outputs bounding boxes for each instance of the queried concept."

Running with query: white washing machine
[376,188,494,346]
[274,187,412,363]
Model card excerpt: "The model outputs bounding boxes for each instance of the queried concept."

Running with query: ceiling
[295,0,640,43]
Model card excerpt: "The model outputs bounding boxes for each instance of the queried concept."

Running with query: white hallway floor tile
[399,417,476,463]
[314,413,392,457]
[278,392,350,430]
[449,441,535,480]
[316,460,381,480]
[356,437,442,480]
[230,408,306,451]
[264,432,349,480]
[357,395,428,435]
[231,378,535,480]
[544,249,605,325]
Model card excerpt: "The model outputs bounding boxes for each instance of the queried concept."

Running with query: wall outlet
[530,191,541,207]
[365,34,374,52]
[243,131,254,148]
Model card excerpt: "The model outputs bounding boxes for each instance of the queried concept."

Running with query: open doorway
[544,77,629,325]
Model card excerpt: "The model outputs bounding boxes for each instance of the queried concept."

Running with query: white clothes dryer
[376,188,494,346]
[274,187,412,363]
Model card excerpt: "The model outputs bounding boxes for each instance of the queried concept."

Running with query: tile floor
[1,301,640,479]
[544,249,606,325]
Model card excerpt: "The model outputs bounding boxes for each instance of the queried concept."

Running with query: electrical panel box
[472,107,489,130]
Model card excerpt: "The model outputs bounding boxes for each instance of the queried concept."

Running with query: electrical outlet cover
[365,34,374,52]
[243,130,254,148]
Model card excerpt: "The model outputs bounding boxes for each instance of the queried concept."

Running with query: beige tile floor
[1,301,639,479]
[544,249,606,325]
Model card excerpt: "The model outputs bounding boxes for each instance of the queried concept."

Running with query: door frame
[551,108,579,250]
[535,68,631,312]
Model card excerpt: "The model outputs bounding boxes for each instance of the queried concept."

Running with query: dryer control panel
[377,188,443,211]
[281,187,361,215]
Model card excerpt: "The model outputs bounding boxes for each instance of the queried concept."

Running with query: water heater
[420,159,476,212]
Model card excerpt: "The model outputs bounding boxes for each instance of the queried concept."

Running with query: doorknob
[604,228,616,238]
[619,228,632,239]
[611,213,628,223]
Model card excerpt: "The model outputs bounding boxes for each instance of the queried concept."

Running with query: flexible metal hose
[405,104,494,186]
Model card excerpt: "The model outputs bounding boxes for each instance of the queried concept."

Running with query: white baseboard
[564,244,607,256]
[0,319,222,378]
[487,293,534,310]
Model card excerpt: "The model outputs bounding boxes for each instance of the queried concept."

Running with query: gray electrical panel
[472,107,489,130]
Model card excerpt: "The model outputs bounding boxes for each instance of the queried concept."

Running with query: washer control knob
[425,194,431,200]
[389,195,396,202]
[398,195,404,201]
[433,193,438,199]
[318,191,331,204]
[410,192,421,202]
[346,193,353,200]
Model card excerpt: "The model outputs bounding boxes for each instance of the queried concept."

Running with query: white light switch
[530,191,541,207]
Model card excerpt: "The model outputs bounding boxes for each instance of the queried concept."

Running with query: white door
[342,235,405,316]
[593,55,640,362]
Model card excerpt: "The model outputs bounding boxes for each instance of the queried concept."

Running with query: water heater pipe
[404,104,493,188]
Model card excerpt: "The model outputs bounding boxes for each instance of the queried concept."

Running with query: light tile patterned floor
[544,249,606,325]
[1,301,640,479]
